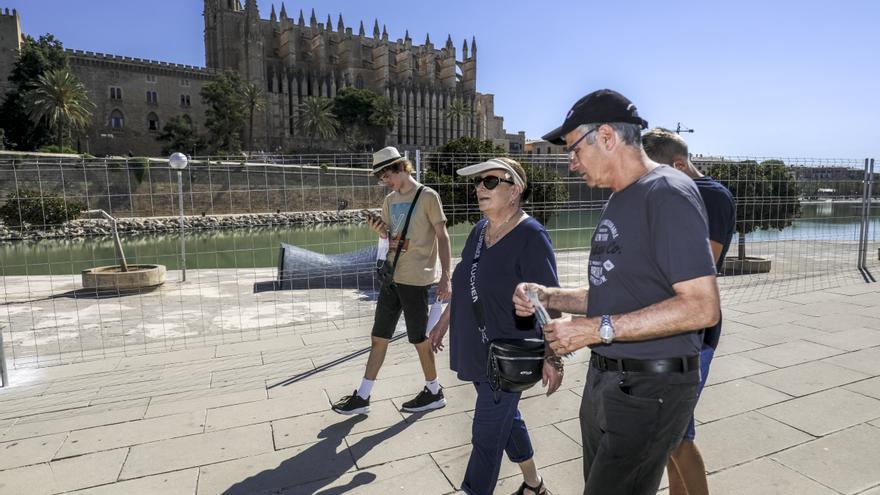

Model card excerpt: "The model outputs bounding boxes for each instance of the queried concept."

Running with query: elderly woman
[429,157,563,495]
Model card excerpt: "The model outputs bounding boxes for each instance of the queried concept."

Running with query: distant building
[524,139,565,156]
[0,2,520,156]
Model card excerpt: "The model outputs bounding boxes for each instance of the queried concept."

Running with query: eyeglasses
[566,126,599,163]
[472,175,515,190]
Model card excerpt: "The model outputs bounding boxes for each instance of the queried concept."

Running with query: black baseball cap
[542,89,648,145]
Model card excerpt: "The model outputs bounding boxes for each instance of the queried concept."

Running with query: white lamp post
[169,152,189,282]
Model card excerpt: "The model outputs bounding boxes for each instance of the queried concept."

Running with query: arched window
[355,74,364,89]
[110,110,124,129]
[147,112,160,131]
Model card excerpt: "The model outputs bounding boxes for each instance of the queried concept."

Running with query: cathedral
[0,2,522,156]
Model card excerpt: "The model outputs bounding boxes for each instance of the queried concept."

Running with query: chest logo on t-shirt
[589,219,622,287]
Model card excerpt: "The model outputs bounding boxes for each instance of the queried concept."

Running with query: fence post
[0,326,8,387]
[858,158,868,272]
[866,158,876,278]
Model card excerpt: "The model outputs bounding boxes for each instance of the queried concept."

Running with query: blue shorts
[684,343,716,441]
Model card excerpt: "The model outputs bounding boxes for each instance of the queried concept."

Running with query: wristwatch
[599,315,615,344]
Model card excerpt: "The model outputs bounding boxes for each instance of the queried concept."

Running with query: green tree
[298,96,339,151]
[24,68,93,148]
[332,87,397,149]
[706,159,802,260]
[443,100,470,136]
[200,71,247,154]
[0,34,69,150]
[242,82,265,151]
[0,188,85,229]
[422,137,569,226]
[157,115,204,156]
[368,97,399,147]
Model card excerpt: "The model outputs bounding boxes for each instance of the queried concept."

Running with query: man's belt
[590,354,699,373]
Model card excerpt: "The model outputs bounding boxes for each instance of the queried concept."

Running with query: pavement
[1,279,879,494]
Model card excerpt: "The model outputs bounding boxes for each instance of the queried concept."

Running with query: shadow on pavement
[221,412,427,494]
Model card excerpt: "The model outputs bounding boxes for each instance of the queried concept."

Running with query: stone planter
[82,264,166,290]
[721,257,771,275]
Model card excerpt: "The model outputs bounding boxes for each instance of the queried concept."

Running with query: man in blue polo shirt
[514,89,721,495]
[643,127,736,495]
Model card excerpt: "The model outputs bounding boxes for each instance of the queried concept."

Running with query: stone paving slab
[272,401,404,451]
[347,412,472,469]
[749,361,870,397]
[55,409,206,458]
[772,424,880,494]
[196,439,355,494]
[0,432,67,470]
[119,423,274,480]
[822,346,880,375]
[66,468,199,495]
[803,327,880,351]
[844,376,880,400]
[0,448,128,495]
[704,354,776,386]
[695,379,792,423]
[696,412,812,472]
[704,458,837,495]
[759,388,880,436]
[285,454,454,495]
[746,340,846,368]
[1,404,148,442]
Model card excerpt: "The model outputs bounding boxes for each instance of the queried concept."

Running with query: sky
[6,0,879,159]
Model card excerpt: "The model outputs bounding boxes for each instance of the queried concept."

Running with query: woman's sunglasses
[472,176,515,190]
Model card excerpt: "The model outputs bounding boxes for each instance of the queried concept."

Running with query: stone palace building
[0,2,524,156]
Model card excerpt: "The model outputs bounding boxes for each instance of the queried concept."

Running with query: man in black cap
[513,89,721,494]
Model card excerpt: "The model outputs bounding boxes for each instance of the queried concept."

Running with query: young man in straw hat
[332,146,452,415]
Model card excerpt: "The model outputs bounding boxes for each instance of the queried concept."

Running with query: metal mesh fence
[0,152,876,370]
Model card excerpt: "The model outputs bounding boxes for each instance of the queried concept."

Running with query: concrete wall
[0,160,386,217]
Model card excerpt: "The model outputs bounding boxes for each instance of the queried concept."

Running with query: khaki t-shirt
[381,184,447,286]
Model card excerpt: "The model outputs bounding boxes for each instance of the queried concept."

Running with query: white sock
[426,378,441,394]
[357,378,374,400]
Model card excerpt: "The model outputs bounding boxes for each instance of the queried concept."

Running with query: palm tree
[25,68,94,149]
[369,98,399,147]
[242,82,265,151]
[443,99,470,138]
[298,97,339,151]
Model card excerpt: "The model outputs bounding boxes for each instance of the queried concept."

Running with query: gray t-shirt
[587,165,716,359]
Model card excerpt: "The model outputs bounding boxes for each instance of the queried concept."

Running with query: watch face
[599,325,613,341]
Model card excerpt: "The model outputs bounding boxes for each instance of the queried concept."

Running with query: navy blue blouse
[449,216,560,382]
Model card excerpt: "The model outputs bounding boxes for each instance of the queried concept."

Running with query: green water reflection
[0,203,876,276]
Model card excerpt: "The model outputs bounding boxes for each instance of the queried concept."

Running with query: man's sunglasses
[472,175,515,190]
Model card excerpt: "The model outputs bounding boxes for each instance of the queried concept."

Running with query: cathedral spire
[446,34,453,49]
[373,19,380,38]
[472,36,477,56]
[382,24,388,41]
[337,13,345,32]
[279,2,287,20]
[462,38,468,57]
[425,32,431,45]
[326,14,333,31]
[310,8,317,27]
[269,4,276,22]
[359,20,365,37]
[298,9,305,27]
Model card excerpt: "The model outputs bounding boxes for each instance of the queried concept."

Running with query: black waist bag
[488,338,545,393]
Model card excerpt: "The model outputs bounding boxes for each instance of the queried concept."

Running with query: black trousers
[580,364,700,495]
